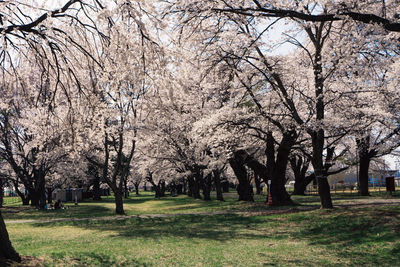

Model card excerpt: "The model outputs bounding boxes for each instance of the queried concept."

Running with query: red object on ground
[267,193,273,205]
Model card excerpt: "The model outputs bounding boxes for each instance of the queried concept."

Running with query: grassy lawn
[2,190,400,222]
[2,192,268,221]
[6,204,400,266]
[2,196,22,205]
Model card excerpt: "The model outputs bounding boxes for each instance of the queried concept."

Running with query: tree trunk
[92,175,102,201]
[153,180,166,198]
[30,192,40,207]
[176,184,183,195]
[222,181,229,193]
[182,180,187,194]
[46,188,53,204]
[270,132,295,205]
[134,184,139,195]
[290,155,311,195]
[202,174,212,201]
[0,179,4,208]
[357,136,374,196]
[188,175,201,199]
[160,180,166,197]
[254,174,262,195]
[155,187,161,198]
[187,178,193,197]
[169,182,177,196]
[238,131,295,206]
[317,176,332,208]
[359,155,371,196]
[270,160,292,205]
[22,196,29,206]
[39,185,46,210]
[124,177,129,199]
[29,170,46,210]
[213,170,224,201]
[114,191,125,215]
[294,174,315,195]
[13,181,29,205]
[0,210,21,263]
[311,130,333,209]
[229,153,254,202]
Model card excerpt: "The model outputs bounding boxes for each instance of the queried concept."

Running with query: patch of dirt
[0,256,44,267]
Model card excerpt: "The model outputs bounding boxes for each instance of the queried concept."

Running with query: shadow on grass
[289,206,400,265]
[2,204,113,221]
[26,204,400,266]
[48,251,151,266]
[32,214,279,242]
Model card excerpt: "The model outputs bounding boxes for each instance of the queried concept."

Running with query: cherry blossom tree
[163,0,400,208]
[0,0,158,260]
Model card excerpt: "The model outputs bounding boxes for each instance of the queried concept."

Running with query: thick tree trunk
[29,171,46,209]
[357,136,374,196]
[359,155,371,196]
[0,210,21,263]
[272,132,296,205]
[153,180,166,198]
[213,170,224,201]
[114,191,125,215]
[239,131,295,206]
[154,187,161,198]
[229,153,254,202]
[188,176,201,199]
[317,176,332,208]
[294,174,315,195]
[270,162,292,205]
[30,192,40,207]
[263,132,293,205]
[0,179,4,207]
[293,181,306,195]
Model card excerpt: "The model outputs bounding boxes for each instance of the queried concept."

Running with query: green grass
[2,190,400,222]
[1,192,273,221]
[2,196,22,205]
[6,204,400,266]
